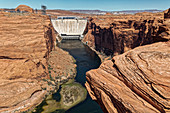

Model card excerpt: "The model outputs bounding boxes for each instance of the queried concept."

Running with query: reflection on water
[58,40,103,113]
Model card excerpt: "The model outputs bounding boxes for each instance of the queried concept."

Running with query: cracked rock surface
[0,12,56,112]
[85,41,170,113]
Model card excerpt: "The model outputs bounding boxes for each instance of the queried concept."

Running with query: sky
[0,0,170,11]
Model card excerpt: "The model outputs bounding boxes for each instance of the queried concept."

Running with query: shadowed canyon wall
[85,9,170,113]
[83,11,170,56]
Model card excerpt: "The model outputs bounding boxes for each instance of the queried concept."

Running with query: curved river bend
[33,40,103,113]
[58,40,103,113]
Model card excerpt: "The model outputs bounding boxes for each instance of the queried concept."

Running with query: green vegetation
[41,82,87,113]
[64,79,75,84]
[29,51,80,113]
[71,57,76,63]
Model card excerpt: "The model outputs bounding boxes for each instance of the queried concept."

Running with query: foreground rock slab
[0,12,56,112]
[85,41,170,113]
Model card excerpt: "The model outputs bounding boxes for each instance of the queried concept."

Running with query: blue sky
[0,0,169,11]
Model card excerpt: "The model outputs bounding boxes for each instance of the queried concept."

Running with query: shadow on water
[52,86,62,102]
[58,40,103,113]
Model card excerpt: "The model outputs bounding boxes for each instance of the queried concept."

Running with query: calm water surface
[58,40,103,113]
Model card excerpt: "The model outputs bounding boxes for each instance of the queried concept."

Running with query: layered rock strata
[85,41,170,113]
[159,8,170,41]
[0,13,56,112]
[83,12,168,56]
[85,10,170,113]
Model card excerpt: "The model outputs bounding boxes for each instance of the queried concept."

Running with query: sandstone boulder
[15,5,34,13]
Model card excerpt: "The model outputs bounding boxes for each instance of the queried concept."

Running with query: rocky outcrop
[158,8,170,41]
[0,12,56,112]
[164,8,170,19]
[15,5,34,13]
[85,41,170,113]
[83,12,167,56]
[85,10,170,113]
[48,47,77,83]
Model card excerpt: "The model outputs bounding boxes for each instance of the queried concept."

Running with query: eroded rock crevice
[0,56,24,60]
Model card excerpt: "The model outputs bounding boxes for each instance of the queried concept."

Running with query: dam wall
[51,17,87,39]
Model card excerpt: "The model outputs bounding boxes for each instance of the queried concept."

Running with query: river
[58,40,103,113]
[32,40,103,113]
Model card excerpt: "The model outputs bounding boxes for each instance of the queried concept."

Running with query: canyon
[0,12,55,112]
[0,4,170,113]
[83,10,169,57]
[85,9,170,113]
[0,12,77,112]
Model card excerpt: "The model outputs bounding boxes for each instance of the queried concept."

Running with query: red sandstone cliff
[85,41,170,113]
[0,12,56,112]
[85,9,170,113]
[83,11,169,56]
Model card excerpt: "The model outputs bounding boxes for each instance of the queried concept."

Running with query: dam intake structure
[51,16,87,40]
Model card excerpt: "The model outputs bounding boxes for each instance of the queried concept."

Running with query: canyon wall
[85,9,170,113]
[0,12,56,112]
[83,11,169,56]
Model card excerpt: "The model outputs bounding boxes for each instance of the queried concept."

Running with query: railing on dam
[51,16,87,40]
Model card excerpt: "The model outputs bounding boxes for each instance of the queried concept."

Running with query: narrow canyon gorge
[85,9,170,113]
[83,9,169,56]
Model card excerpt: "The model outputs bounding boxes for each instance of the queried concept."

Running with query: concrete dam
[51,17,87,40]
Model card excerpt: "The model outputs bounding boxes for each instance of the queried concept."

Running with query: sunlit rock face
[159,8,170,41]
[85,9,170,113]
[85,41,170,113]
[0,13,56,112]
